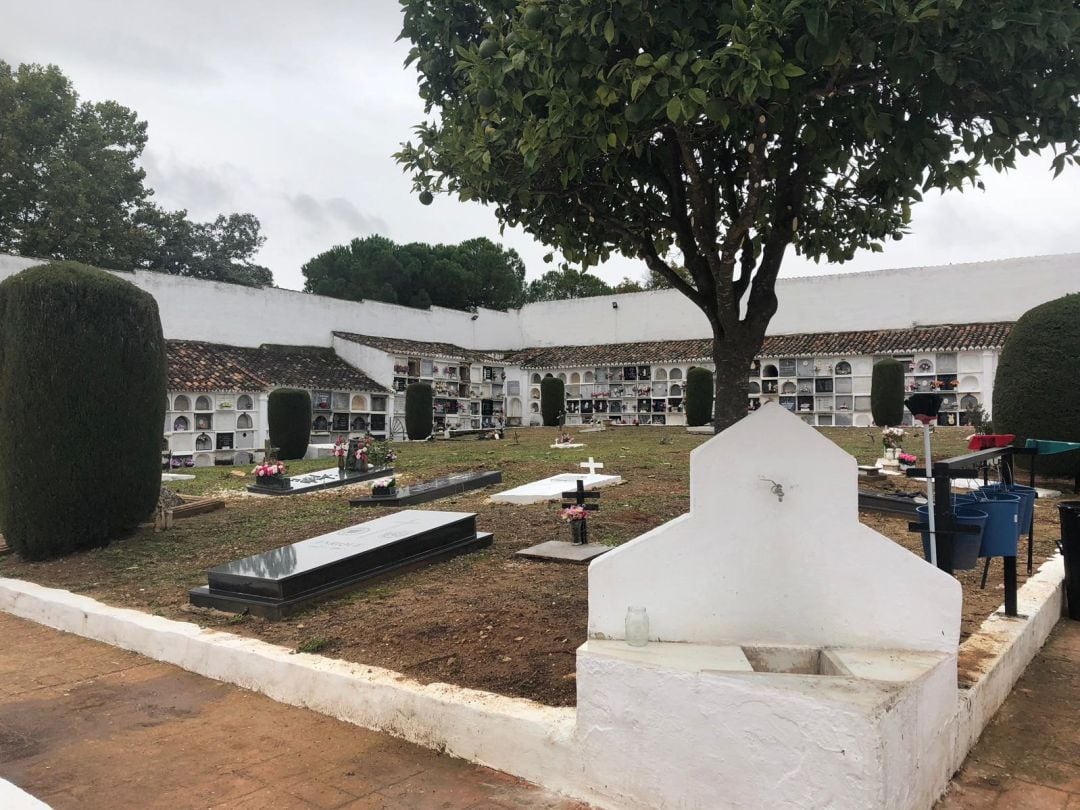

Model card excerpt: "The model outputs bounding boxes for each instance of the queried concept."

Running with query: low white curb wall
[950,554,1066,772]
[0,579,589,805]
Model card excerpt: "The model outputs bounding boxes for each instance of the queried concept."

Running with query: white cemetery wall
[516,253,1080,347]
[0,257,522,351]
[331,338,396,390]
[0,254,37,276]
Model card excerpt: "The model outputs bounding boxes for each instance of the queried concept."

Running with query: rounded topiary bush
[994,294,1080,475]
[268,388,311,460]
[405,382,434,439]
[0,261,167,561]
[871,358,905,427]
[685,367,714,427]
[540,376,565,427]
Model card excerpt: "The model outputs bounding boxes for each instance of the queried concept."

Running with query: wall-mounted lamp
[470,313,479,321]
[611,301,619,309]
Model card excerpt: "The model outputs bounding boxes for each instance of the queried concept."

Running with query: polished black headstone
[246,465,393,496]
[350,470,502,508]
[189,510,491,618]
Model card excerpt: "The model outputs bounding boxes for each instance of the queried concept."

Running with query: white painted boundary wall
[518,254,1080,344]
[3,253,1079,350]
[0,552,1067,809]
[0,256,521,350]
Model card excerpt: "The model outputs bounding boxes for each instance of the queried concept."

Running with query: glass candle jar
[625,606,650,647]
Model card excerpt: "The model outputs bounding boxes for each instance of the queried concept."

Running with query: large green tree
[397,0,1080,430]
[302,234,526,310]
[0,61,272,286]
[0,62,149,268]
[524,264,614,301]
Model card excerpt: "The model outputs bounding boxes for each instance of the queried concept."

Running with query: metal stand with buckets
[1060,502,1080,621]
[906,437,1027,617]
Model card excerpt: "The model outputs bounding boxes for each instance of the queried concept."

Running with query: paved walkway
[0,613,587,810]
[940,618,1080,809]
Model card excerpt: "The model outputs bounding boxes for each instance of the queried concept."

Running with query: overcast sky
[4,0,1079,290]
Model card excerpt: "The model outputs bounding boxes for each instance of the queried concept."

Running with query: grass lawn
[0,425,1067,705]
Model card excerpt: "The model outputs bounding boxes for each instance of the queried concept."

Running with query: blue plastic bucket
[916,505,987,570]
[980,484,1037,536]
[972,492,1021,557]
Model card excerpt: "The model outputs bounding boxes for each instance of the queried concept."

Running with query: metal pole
[924,423,937,568]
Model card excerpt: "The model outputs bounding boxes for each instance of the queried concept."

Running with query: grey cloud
[141,152,251,218]
[288,194,387,235]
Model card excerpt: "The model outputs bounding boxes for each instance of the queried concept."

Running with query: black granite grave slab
[189,510,492,618]
[349,470,502,508]
[246,465,393,496]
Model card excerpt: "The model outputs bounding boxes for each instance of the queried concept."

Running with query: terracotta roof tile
[508,323,1013,368]
[333,332,497,363]
[166,341,387,393]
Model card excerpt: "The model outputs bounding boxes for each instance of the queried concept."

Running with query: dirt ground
[0,428,1071,707]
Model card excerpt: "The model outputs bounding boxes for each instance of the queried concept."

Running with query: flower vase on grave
[570,520,587,545]
[624,606,649,647]
[337,455,346,476]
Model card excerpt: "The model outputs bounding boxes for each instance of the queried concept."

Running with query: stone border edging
[0,579,587,805]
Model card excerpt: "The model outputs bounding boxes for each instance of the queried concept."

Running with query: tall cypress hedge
[994,294,1080,475]
[268,389,312,459]
[0,262,167,561]
[685,367,714,427]
[871,359,905,427]
[405,382,434,439]
[540,376,565,426]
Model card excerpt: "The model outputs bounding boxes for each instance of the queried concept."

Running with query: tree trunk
[710,327,756,433]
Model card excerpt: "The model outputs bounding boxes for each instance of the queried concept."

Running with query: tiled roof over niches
[167,341,387,393]
[506,322,1013,369]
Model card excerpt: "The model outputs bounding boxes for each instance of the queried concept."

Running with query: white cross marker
[580,457,604,475]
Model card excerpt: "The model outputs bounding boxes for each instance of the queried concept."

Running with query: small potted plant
[560,504,589,544]
[370,475,397,498]
[898,452,918,468]
[253,460,289,489]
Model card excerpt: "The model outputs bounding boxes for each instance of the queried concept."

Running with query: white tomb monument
[575,403,961,810]
[490,460,621,505]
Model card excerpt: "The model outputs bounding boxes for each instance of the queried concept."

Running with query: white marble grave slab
[549,443,586,449]
[490,473,622,505]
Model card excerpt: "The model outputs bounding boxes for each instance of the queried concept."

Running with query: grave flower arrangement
[370,475,397,497]
[881,427,905,450]
[898,452,918,466]
[357,435,397,468]
[253,460,287,478]
[560,505,589,522]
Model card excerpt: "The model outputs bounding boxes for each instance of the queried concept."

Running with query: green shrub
[871,359,905,427]
[540,376,565,426]
[685,367,714,427]
[405,382,434,439]
[268,389,311,459]
[994,294,1080,475]
[0,261,167,561]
